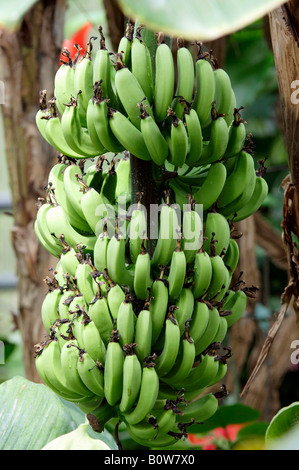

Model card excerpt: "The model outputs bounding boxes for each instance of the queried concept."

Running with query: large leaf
[0,0,39,30]
[117,0,286,41]
[265,402,299,448]
[0,376,77,450]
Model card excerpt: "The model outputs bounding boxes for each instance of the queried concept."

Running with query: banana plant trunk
[0,0,66,381]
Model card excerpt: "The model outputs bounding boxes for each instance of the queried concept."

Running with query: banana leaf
[117,0,286,41]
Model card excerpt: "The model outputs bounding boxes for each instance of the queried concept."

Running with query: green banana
[34,199,63,257]
[192,53,215,126]
[204,253,228,302]
[223,238,239,276]
[203,211,231,256]
[117,19,134,68]
[232,174,268,222]
[220,288,247,328]
[176,392,219,424]
[48,163,92,233]
[128,196,148,264]
[192,162,227,211]
[114,53,154,129]
[155,307,181,377]
[151,195,180,267]
[197,104,229,165]
[153,34,175,123]
[115,153,131,204]
[60,340,97,397]
[116,294,136,347]
[106,232,134,290]
[104,330,124,406]
[131,32,154,104]
[34,338,88,401]
[88,285,114,346]
[73,37,97,127]
[171,38,195,119]
[108,107,152,161]
[81,315,107,364]
[88,82,124,153]
[119,343,142,413]
[138,100,169,166]
[54,49,76,115]
[75,260,97,305]
[41,281,63,333]
[77,349,105,397]
[122,357,160,425]
[174,287,195,337]
[225,107,247,158]
[184,108,203,166]
[194,308,220,356]
[104,270,126,321]
[134,304,152,363]
[149,269,169,345]
[61,96,104,157]
[175,352,219,391]
[192,250,212,299]
[167,239,187,301]
[167,110,189,168]
[161,320,195,385]
[188,300,210,344]
[93,27,119,110]
[133,242,152,301]
[181,201,203,264]
[62,164,93,231]
[217,151,255,208]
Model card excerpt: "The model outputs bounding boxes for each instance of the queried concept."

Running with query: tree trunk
[0,0,67,382]
[269,3,299,235]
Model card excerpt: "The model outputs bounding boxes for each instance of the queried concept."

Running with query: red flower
[188,424,245,450]
[60,22,93,63]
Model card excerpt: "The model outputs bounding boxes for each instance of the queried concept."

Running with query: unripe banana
[161,320,195,385]
[131,32,154,104]
[153,34,175,123]
[116,294,136,347]
[192,51,215,126]
[77,349,105,397]
[155,307,181,377]
[119,343,142,413]
[54,49,76,115]
[88,285,114,346]
[134,304,152,364]
[104,329,124,406]
[93,27,119,110]
[122,356,160,425]
[203,211,231,257]
[133,242,152,301]
[149,269,169,346]
[167,239,187,301]
[138,101,169,166]
[171,38,195,119]
[74,37,97,127]
[108,108,152,161]
[114,53,154,130]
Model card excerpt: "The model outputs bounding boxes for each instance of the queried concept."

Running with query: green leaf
[189,403,260,434]
[0,376,77,450]
[117,0,286,41]
[0,0,39,30]
[265,402,299,447]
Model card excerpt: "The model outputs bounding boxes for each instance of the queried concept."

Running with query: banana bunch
[33,22,268,449]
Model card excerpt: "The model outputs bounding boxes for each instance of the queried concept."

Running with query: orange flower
[188,423,246,450]
[60,22,93,63]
